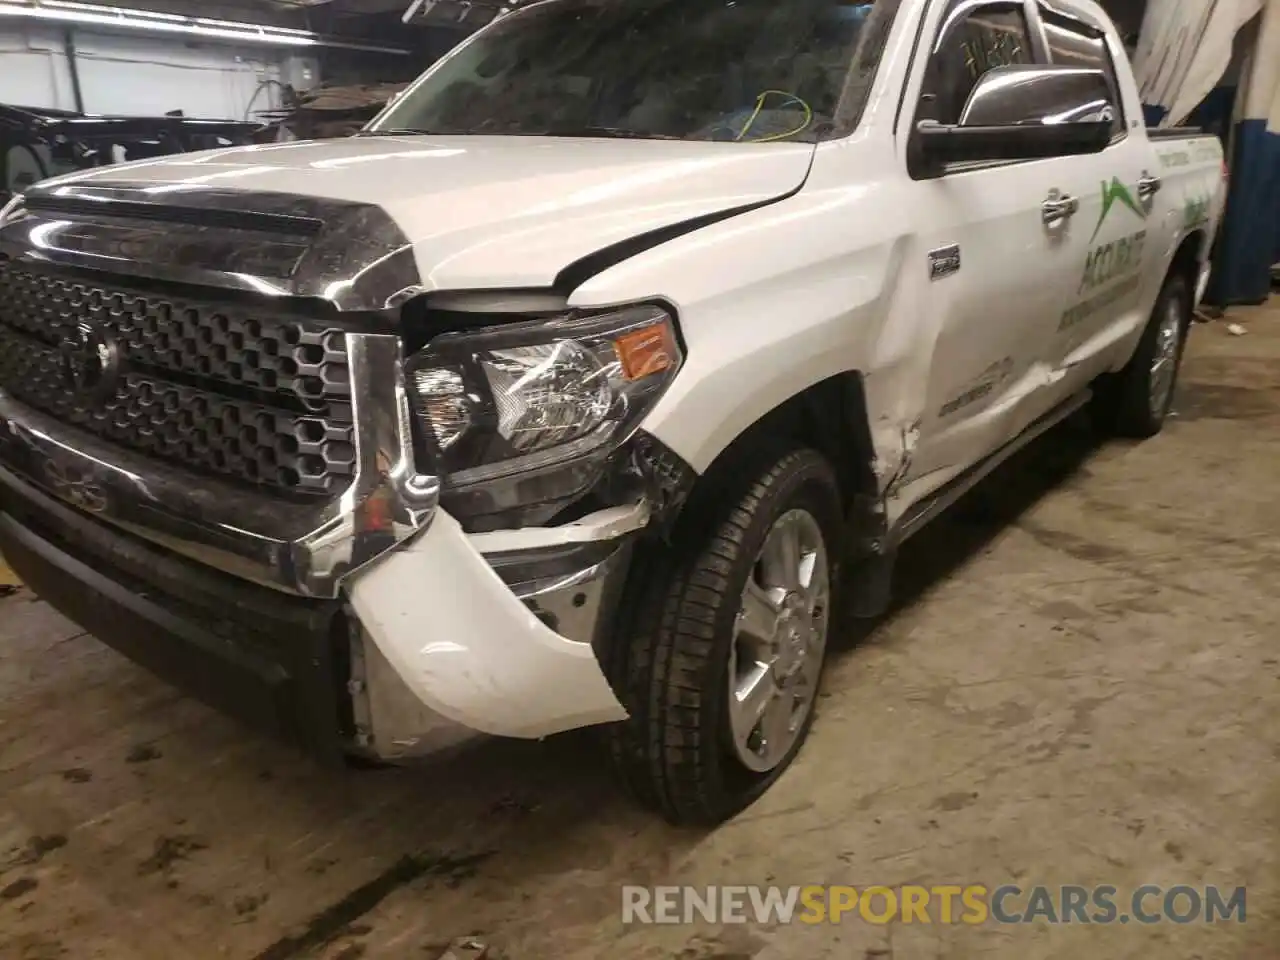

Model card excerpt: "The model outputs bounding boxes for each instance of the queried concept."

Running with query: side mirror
[914,65,1115,178]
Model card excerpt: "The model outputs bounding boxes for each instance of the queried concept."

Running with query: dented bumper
[0,460,636,759]
[347,504,638,752]
[0,318,640,758]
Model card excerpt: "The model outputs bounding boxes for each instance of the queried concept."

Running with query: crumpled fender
[345,508,627,739]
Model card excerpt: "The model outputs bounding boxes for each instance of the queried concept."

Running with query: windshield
[369,0,885,143]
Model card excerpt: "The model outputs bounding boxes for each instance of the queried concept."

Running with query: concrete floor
[1,302,1278,960]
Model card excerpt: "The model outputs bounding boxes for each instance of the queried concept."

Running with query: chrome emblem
[59,320,120,401]
[928,243,961,281]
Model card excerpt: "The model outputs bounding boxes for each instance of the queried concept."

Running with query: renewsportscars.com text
[622,884,1246,926]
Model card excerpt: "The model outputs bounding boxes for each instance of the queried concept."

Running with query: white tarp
[1132,0,1263,125]
[1234,0,1280,128]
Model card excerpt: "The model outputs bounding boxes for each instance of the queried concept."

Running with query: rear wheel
[604,447,842,825]
[1092,273,1191,438]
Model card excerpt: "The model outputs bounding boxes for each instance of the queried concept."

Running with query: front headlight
[406,303,683,530]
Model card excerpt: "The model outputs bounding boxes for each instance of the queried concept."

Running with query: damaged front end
[342,291,702,759]
[0,180,701,763]
[341,418,697,762]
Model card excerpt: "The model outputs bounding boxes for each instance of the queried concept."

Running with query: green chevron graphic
[1089,177,1146,243]
[1182,192,1211,229]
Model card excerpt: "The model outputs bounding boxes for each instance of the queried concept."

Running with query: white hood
[48,135,815,290]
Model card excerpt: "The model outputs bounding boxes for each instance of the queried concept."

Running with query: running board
[891,390,1092,548]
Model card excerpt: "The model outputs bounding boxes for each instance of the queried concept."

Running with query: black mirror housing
[915,118,1112,169]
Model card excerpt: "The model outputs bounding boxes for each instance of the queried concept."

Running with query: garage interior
[0,0,1278,958]
[4,308,1279,960]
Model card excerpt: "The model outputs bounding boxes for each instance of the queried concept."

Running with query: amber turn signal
[613,322,678,381]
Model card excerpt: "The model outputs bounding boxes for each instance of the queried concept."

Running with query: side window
[918,2,1036,125]
[1039,8,1125,135]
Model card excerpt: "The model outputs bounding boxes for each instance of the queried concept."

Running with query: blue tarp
[1211,117,1280,303]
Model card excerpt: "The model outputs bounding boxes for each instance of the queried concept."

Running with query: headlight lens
[406,303,683,528]
[480,338,613,453]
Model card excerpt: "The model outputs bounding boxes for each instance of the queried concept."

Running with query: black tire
[603,446,843,825]
[1092,272,1191,438]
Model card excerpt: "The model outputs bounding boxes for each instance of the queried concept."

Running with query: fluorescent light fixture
[47,0,186,21]
[0,0,410,53]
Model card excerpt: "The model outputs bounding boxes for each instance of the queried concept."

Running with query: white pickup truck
[0,0,1224,824]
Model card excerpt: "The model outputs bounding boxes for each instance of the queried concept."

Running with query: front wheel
[604,447,843,825]
[1092,273,1191,438]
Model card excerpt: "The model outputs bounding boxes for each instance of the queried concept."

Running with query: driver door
[897,0,1097,500]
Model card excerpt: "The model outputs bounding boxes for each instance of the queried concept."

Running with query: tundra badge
[928,244,961,281]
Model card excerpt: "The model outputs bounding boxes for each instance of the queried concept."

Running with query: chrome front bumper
[0,456,638,761]
[0,450,637,766]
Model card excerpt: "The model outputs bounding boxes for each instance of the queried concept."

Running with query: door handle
[1042,190,1079,225]
[1138,172,1162,200]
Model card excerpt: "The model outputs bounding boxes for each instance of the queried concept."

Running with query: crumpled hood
[44,135,815,291]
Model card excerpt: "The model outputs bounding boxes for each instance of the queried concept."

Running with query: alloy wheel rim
[1149,298,1183,418]
[727,508,830,773]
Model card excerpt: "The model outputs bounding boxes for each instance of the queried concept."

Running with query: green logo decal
[1078,228,1146,296]
[1089,177,1146,243]
[1182,193,1211,229]
[1062,175,1158,328]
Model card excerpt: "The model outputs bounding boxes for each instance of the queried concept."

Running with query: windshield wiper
[540,126,683,141]
[355,128,438,137]
[358,125,683,140]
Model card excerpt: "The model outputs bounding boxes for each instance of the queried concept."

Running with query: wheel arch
[1167,228,1208,302]
[680,373,882,541]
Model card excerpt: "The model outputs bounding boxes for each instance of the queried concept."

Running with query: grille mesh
[0,265,356,498]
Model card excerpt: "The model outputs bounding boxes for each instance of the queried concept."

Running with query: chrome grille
[0,264,355,498]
